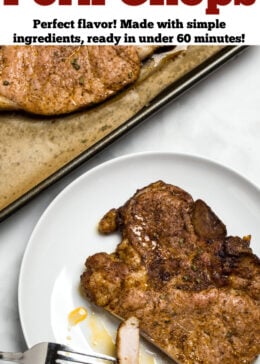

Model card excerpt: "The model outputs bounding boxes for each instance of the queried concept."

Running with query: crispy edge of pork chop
[81,181,260,364]
[0,45,140,115]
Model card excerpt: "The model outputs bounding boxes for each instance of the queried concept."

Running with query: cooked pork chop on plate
[81,181,260,364]
[0,45,141,115]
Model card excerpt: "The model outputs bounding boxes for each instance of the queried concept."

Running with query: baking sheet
[0,46,248,222]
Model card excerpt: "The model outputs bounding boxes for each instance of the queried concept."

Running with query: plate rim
[18,150,260,347]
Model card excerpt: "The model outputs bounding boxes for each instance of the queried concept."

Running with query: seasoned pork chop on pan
[0,45,140,115]
[81,181,260,364]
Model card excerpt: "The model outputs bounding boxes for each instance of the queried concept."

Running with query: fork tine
[53,344,116,363]
[56,352,114,364]
[56,353,93,364]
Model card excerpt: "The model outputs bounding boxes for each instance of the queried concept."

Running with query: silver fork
[0,342,117,364]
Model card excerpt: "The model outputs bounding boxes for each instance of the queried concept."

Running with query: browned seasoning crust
[0,45,140,115]
[81,181,260,364]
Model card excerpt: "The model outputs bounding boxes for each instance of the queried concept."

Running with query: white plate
[18,152,260,362]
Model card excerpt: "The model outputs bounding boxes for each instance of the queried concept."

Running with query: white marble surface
[0,46,260,353]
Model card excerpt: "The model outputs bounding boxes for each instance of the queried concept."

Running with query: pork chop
[0,46,140,115]
[81,181,260,364]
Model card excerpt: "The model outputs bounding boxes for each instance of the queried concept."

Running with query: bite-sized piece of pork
[0,46,140,115]
[116,317,140,364]
[81,181,260,364]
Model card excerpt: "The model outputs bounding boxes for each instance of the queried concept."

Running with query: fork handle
[0,351,23,362]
